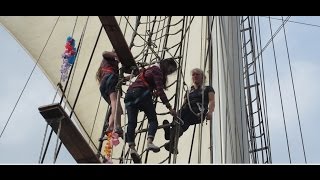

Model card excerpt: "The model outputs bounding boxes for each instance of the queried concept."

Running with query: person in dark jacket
[163,68,215,154]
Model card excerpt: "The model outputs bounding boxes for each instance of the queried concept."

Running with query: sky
[0,24,76,164]
[256,16,320,163]
[0,16,320,164]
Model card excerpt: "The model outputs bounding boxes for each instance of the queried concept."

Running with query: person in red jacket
[124,58,178,163]
[96,51,124,135]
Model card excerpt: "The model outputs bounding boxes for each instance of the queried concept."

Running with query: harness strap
[138,68,150,88]
[125,89,150,107]
[102,67,116,74]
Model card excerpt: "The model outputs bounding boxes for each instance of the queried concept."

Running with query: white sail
[210,16,249,163]
[0,16,249,164]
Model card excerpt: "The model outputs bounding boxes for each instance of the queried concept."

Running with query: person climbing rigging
[124,58,178,163]
[163,68,215,154]
[96,50,130,136]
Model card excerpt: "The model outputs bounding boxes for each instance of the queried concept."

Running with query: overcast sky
[254,16,320,163]
[1,16,320,164]
[0,24,75,164]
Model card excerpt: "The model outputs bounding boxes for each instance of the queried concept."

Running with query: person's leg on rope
[140,94,160,153]
[163,119,171,140]
[126,103,141,163]
[114,91,124,137]
[102,74,120,133]
[164,125,179,154]
[164,108,195,154]
[99,75,112,133]
[106,92,118,133]
[128,143,141,163]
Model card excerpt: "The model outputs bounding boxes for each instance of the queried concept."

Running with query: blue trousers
[125,88,158,145]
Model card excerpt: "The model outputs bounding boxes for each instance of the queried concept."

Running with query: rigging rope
[40,16,91,163]
[261,16,320,28]
[268,16,292,163]
[188,125,197,163]
[170,16,188,164]
[244,16,260,163]
[109,15,306,164]
[256,16,273,163]
[124,16,161,61]
[54,24,104,162]
[90,96,102,146]
[93,16,214,164]
[55,16,91,162]
[281,16,307,163]
[119,16,191,164]
[155,16,167,57]
[241,16,257,163]
[39,16,80,163]
[53,16,79,104]
[198,16,205,163]
[97,16,131,163]
[53,116,63,163]
[252,16,271,163]
[165,17,190,163]
[256,16,291,60]
[207,16,215,163]
[60,17,89,105]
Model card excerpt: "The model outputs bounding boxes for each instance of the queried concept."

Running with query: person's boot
[130,148,141,163]
[164,126,179,154]
[147,142,160,153]
[163,120,171,140]
[164,141,179,154]
[105,126,113,134]
[114,127,124,139]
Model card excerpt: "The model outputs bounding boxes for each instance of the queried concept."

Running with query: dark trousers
[125,88,158,144]
[171,106,205,138]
